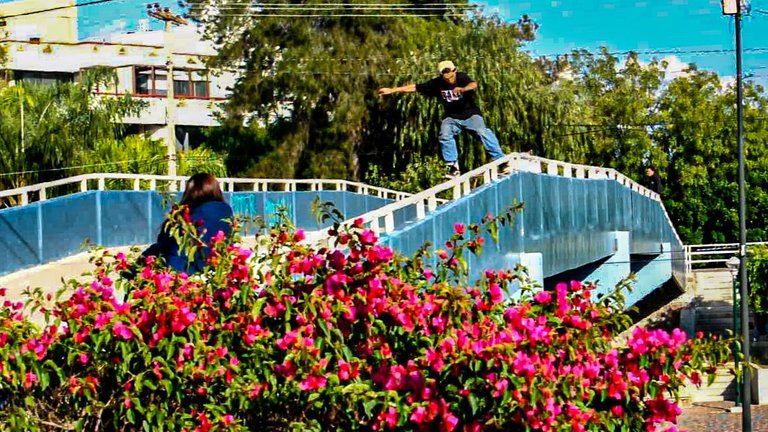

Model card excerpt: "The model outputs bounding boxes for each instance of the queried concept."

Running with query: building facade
[0,0,236,148]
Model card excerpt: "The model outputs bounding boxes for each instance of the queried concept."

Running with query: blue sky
[480,0,768,82]
[6,0,768,82]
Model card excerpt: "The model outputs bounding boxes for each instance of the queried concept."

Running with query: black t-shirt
[415,72,482,120]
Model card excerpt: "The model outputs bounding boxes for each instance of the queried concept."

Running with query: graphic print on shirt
[440,89,461,102]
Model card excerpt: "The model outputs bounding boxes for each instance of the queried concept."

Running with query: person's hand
[378,87,394,96]
[453,86,465,96]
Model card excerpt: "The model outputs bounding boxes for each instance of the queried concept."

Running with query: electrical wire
[193,5,477,10]
[187,2,476,7]
[0,158,160,177]
[0,0,118,20]
[206,13,464,17]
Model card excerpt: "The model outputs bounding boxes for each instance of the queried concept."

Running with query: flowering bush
[0,206,731,431]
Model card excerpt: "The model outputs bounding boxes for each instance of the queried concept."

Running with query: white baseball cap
[438,60,456,73]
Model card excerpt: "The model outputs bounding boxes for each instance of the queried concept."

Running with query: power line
[192,5,477,10]
[0,0,117,20]
[189,2,475,6]
[209,13,464,17]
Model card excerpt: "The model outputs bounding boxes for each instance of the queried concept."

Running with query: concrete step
[681,363,737,403]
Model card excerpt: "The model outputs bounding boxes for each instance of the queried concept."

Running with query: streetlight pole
[727,256,742,410]
[722,0,752,429]
[147,3,188,178]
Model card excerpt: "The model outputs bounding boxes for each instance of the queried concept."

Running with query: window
[14,70,74,86]
[133,66,210,98]
[173,70,191,96]
[135,67,152,94]
[191,71,209,98]
[154,68,168,96]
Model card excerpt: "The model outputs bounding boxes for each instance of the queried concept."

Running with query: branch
[35,418,76,431]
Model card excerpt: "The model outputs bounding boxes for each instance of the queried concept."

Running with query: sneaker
[444,163,460,179]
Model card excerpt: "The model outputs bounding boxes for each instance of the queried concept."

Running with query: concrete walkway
[0,248,134,302]
[678,401,768,431]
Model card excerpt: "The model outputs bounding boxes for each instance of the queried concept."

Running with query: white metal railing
[0,173,412,208]
[684,242,768,274]
[306,152,663,245]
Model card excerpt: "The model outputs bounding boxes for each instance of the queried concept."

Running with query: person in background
[378,60,506,179]
[645,165,662,195]
[142,173,234,274]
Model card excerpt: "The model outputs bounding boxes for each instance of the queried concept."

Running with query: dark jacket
[646,172,662,195]
[142,200,234,274]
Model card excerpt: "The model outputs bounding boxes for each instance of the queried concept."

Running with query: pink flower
[24,372,38,389]
[359,229,377,244]
[298,374,327,391]
[534,290,552,304]
[112,321,134,340]
[426,348,445,372]
[78,353,89,365]
[382,407,398,429]
[488,283,503,304]
[410,406,427,424]
[442,411,459,432]
[94,312,113,330]
[454,223,465,235]
[211,230,227,244]
[221,414,235,426]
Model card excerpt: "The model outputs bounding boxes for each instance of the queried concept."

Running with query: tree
[654,69,768,243]
[0,69,143,196]
[0,68,227,204]
[184,1,536,182]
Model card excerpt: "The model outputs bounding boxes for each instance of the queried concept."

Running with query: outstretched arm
[378,83,417,96]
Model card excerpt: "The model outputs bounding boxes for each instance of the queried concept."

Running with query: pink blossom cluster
[0,215,730,431]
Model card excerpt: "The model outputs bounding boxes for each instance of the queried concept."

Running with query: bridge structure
[0,153,680,308]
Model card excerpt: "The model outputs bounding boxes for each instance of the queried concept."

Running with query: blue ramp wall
[0,190,391,276]
[381,172,683,304]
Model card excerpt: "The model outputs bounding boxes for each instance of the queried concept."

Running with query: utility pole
[721,0,751,429]
[147,3,188,177]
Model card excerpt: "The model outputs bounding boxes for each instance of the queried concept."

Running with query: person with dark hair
[142,173,234,274]
[378,60,506,179]
[645,165,662,195]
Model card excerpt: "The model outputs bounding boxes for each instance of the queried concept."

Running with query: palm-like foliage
[0,69,143,193]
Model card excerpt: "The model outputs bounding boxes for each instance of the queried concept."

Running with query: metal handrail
[0,173,412,207]
[306,152,664,245]
[684,242,768,274]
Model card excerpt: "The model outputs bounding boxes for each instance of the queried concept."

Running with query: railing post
[370,218,380,235]
[133,178,140,191]
[416,201,425,220]
[428,195,437,212]
[462,179,471,196]
[80,179,88,192]
[384,213,394,233]
[98,178,105,190]
[39,188,47,201]
[547,162,558,176]
[21,192,28,206]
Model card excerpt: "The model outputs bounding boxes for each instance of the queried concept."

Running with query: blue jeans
[439,115,504,163]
